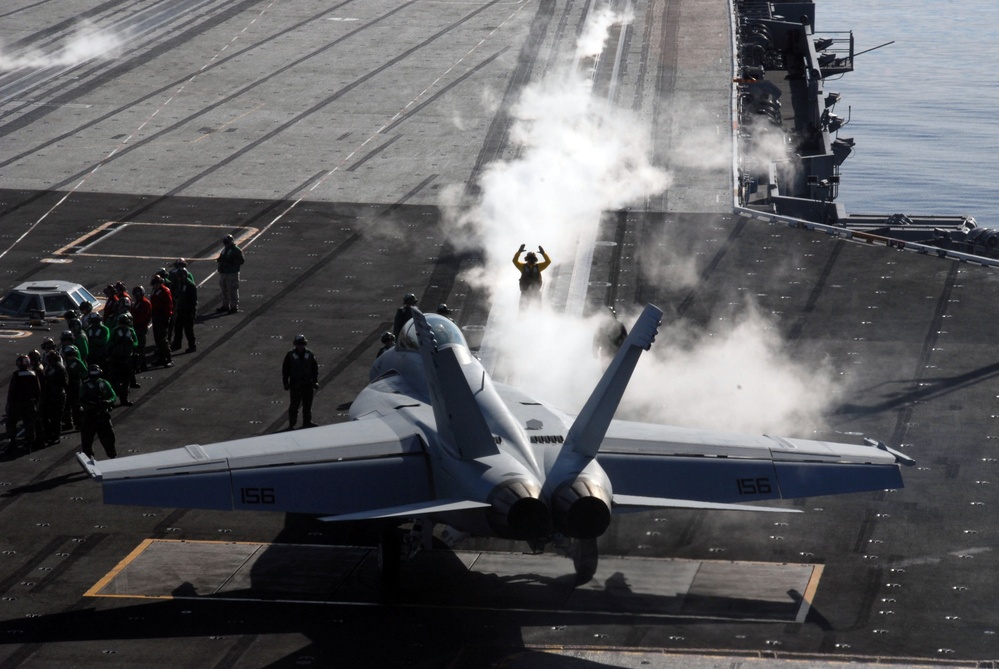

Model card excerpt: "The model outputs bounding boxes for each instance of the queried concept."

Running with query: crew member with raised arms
[513,243,552,310]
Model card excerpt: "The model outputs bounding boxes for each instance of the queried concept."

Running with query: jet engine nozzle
[487,478,550,540]
[551,477,612,539]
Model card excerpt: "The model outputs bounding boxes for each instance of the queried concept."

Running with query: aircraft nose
[487,478,550,540]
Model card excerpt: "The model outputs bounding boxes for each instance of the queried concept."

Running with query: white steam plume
[441,6,669,304]
[575,5,634,59]
[481,300,838,437]
[0,21,124,71]
[625,304,837,435]
[441,6,840,436]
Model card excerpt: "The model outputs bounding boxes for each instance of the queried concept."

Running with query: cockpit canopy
[398,314,468,350]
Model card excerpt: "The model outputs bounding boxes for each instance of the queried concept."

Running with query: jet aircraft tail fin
[412,308,498,460]
[566,303,664,458]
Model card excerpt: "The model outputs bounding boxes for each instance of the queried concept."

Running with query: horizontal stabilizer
[599,422,907,502]
[319,498,491,522]
[74,418,435,515]
[613,493,802,514]
[864,437,917,467]
[77,453,101,480]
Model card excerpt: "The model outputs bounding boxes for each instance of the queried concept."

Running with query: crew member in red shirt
[149,277,174,368]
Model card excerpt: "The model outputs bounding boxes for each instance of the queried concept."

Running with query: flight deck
[0,1,996,668]
[87,539,822,625]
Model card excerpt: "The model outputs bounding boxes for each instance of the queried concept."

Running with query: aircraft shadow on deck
[0,535,834,668]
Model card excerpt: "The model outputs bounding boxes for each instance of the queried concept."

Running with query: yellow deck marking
[85,539,275,600]
[84,537,156,597]
[795,563,824,623]
[53,221,259,259]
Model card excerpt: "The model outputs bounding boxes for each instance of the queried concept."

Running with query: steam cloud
[441,6,840,436]
[440,7,667,298]
[0,22,123,71]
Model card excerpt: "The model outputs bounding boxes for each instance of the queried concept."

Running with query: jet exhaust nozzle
[552,477,612,540]
[487,478,550,540]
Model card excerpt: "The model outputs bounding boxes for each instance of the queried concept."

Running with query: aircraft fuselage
[352,343,614,540]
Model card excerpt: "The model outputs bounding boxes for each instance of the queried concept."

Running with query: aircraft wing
[597,420,910,506]
[76,413,436,516]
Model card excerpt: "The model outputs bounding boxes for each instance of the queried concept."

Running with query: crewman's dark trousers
[288,386,314,426]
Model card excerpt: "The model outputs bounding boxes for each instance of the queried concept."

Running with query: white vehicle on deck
[0,281,101,320]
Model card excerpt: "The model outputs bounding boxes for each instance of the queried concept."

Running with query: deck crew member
[513,244,551,310]
[216,234,245,314]
[282,334,319,429]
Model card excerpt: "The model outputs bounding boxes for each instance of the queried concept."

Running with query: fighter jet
[77,304,913,584]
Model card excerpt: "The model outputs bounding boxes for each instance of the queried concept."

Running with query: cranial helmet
[380,331,395,344]
[88,364,102,377]
[403,293,417,306]
[293,334,308,346]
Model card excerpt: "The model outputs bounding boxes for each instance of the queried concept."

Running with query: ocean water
[817,1,999,227]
